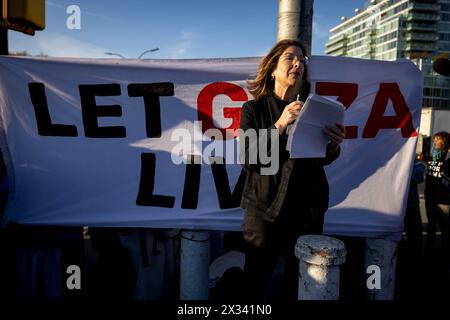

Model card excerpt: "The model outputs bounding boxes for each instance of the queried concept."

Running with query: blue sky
[9,0,368,59]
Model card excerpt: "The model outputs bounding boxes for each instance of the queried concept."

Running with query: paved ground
[1,183,448,300]
[394,184,449,300]
[211,185,450,300]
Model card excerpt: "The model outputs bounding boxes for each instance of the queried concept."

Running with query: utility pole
[277,0,314,55]
[0,27,7,55]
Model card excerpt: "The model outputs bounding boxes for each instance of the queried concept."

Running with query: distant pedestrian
[424,131,450,254]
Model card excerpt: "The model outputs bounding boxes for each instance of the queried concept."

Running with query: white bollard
[365,238,398,300]
[180,230,210,300]
[295,235,347,300]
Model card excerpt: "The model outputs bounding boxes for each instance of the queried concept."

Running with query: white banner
[0,56,422,240]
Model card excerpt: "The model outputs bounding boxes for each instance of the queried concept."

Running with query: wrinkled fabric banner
[0,56,422,240]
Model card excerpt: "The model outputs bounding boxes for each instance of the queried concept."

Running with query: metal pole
[0,0,8,56]
[295,235,346,300]
[365,238,398,300]
[180,230,210,300]
[0,27,8,55]
[277,0,314,54]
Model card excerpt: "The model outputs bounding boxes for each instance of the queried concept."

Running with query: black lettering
[79,84,125,138]
[136,153,175,208]
[209,157,246,209]
[181,155,201,209]
[127,83,174,138]
[28,82,78,136]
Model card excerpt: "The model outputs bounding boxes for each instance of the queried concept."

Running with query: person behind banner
[238,39,345,300]
[424,131,450,254]
[403,156,425,255]
[441,142,450,269]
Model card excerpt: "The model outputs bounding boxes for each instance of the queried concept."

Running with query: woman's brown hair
[434,131,450,150]
[247,39,309,100]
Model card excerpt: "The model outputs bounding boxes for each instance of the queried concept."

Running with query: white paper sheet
[287,94,345,158]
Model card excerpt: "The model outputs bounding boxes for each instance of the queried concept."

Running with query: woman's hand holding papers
[324,123,346,155]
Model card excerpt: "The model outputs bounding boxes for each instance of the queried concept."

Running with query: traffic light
[0,0,45,35]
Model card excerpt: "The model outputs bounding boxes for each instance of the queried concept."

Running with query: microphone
[296,79,311,103]
[433,58,450,76]
[286,80,311,135]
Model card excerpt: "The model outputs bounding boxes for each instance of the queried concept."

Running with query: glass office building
[325,0,450,110]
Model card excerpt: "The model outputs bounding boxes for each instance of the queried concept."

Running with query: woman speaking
[239,39,345,299]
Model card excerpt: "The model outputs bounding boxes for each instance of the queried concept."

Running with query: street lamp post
[104,52,125,59]
[138,47,159,59]
[104,48,159,59]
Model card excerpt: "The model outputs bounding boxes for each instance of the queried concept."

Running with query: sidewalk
[211,231,450,300]
[395,235,450,300]
[395,184,449,299]
[211,186,449,300]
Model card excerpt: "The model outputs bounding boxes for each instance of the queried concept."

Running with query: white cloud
[47,1,121,23]
[82,10,116,22]
[46,1,65,9]
[313,19,330,39]
[169,30,199,59]
[34,32,108,58]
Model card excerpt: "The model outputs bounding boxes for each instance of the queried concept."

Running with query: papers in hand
[287,94,345,158]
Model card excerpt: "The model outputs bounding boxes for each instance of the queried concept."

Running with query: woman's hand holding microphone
[274,100,303,135]
[274,97,346,155]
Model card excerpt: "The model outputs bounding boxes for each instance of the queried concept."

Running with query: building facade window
[326,0,449,110]
[442,13,450,21]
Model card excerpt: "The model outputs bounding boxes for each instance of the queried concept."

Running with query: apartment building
[325,0,450,111]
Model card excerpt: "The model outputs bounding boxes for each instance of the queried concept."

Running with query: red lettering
[362,83,417,138]
[316,82,359,139]
[197,82,247,139]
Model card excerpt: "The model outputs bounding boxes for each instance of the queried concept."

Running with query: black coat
[239,96,340,248]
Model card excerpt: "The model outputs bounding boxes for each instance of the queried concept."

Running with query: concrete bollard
[180,230,210,300]
[295,235,347,300]
[365,238,398,300]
